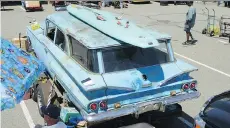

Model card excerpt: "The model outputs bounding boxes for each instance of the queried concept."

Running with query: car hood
[203,106,230,128]
[102,60,197,91]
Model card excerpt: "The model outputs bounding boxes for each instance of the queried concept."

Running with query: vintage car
[194,90,230,128]
[26,5,200,126]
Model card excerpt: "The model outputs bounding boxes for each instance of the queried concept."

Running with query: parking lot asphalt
[1,2,230,128]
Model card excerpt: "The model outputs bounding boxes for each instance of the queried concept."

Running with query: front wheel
[36,84,46,117]
[210,31,215,37]
[36,80,56,117]
[202,28,207,34]
[31,83,38,102]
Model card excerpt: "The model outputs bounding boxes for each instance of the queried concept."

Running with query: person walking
[183,1,196,45]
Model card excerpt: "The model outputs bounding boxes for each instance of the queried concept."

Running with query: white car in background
[21,1,43,11]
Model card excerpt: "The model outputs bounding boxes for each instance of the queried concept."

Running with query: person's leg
[183,24,189,44]
[182,31,190,45]
[120,0,123,8]
[217,1,221,6]
[189,31,194,40]
[186,32,190,41]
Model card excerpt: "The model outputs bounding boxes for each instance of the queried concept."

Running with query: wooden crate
[11,38,27,50]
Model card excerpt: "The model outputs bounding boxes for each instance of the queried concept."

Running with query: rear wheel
[165,104,182,114]
[202,28,207,34]
[36,80,56,117]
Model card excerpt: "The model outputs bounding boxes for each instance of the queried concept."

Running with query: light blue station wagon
[26,8,200,125]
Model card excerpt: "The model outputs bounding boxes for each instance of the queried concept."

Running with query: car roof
[47,11,171,49]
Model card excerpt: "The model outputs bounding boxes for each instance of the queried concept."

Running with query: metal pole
[19,33,22,48]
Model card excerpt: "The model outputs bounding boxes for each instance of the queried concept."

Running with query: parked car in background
[50,1,100,11]
[158,1,189,6]
[21,1,43,11]
[51,1,68,11]
[194,90,230,128]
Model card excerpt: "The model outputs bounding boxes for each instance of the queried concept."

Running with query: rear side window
[55,29,66,51]
[68,36,99,73]
[46,20,56,41]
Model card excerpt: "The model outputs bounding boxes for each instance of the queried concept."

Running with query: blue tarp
[1,38,45,111]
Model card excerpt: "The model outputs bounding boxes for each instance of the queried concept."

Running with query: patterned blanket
[1,38,45,111]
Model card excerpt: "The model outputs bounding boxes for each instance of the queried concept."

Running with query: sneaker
[190,39,197,44]
[182,41,188,45]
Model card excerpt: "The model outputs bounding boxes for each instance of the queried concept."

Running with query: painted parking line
[218,40,229,44]
[20,101,35,128]
[174,52,230,78]
[20,6,26,11]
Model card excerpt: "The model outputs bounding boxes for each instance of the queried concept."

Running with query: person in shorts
[183,1,196,45]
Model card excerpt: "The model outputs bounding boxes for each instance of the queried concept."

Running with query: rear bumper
[83,91,200,125]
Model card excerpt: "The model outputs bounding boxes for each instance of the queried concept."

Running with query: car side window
[68,36,99,73]
[55,29,66,51]
[46,20,56,41]
[69,36,88,66]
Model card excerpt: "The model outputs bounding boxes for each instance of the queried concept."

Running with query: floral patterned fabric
[1,38,45,111]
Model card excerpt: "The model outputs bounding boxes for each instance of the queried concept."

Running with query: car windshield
[204,92,230,115]
[202,92,230,128]
[102,43,170,73]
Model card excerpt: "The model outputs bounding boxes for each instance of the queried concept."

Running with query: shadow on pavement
[1,1,21,6]
[1,9,14,11]
[90,104,194,128]
[131,1,152,4]
[90,111,194,128]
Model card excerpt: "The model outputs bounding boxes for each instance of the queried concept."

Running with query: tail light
[182,84,189,90]
[99,101,107,109]
[89,103,98,111]
[190,82,196,89]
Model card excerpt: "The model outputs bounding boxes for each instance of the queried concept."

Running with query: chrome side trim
[84,91,200,125]
[159,69,198,86]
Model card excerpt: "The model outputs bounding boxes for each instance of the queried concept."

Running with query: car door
[35,19,56,76]
[42,19,70,79]
[47,27,69,79]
